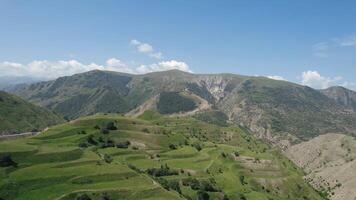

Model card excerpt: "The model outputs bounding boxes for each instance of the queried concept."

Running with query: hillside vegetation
[0,91,64,135]
[0,112,323,200]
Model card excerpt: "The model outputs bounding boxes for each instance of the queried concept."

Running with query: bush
[86,134,97,145]
[78,142,88,148]
[103,154,113,163]
[100,139,115,148]
[94,125,100,129]
[0,154,17,167]
[100,128,109,134]
[239,194,247,200]
[76,194,91,200]
[239,175,246,185]
[200,180,220,192]
[142,128,150,133]
[78,130,87,134]
[182,177,200,190]
[197,190,210,200]
[106,122,117,130]
[168,180,181,194]
[116,141,130,148]
[192,143,202,151]
[169,144,177,150]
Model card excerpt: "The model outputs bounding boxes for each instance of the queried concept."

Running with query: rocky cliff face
[321,86,356,111]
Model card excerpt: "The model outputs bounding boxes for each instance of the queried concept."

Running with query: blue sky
[0,0,356,90]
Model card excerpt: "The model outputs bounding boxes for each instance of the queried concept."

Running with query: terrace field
[0,111,324,200]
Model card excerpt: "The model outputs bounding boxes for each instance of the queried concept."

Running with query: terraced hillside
[0,112,323,200]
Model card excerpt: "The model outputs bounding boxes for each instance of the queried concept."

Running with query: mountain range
[10,70,356,145]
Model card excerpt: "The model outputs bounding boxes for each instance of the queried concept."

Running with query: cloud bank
[301,70,355,90]
[0,58,191,80]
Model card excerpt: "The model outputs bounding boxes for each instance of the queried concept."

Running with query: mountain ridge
[10,70,356,144]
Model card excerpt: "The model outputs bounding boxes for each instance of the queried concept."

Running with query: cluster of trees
[146,164,179,177]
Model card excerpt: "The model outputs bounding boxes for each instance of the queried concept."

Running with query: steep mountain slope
[0,112,324,200]
[12,70,356,144]
[286,133,356,200]
[321,86,356,111]
[0,91,64,135]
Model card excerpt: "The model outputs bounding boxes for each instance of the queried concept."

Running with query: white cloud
[0,58,192,79]
[312,42,329,57]
[105,58,135,74]
[130,39,162,59]
[301,70,355,91]
[149,52,163,59]
[313,35,356,57]
[136,60,192,74]
[267,75,286,81]
[334,35,356,47]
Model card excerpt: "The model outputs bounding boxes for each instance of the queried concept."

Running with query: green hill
[0,91,64,134]
[0,112,324,200]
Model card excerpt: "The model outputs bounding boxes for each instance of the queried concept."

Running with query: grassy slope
[0,112,323,200]
[0,91,64,134]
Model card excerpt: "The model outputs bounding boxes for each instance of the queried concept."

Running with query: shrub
[169,143,177,150]
[221,152,227,158]
[100,128,109,134]
[142,128,150,133]
[192,143,202,151]
[116,141,130,148]
[234,151,240,157]
[78,142,88,148]
[100,139,115,148]
[106,122,117,130]
[182,177,200,190]
[239,194,247,200]
[239,175,246,185]
[76,194,91,200]
[78,130,87,134]
[197,190,210,200]
[86,134,97,145]
[200,180,220,192]
[94,125,100,129]
[103,154,113,163]
[168,180,181,194]
[0,154,17,167]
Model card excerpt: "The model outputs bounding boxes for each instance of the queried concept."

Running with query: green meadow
[0,111,323,200]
